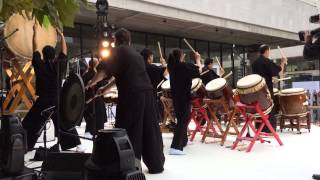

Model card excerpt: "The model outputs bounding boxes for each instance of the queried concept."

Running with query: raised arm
[57,28,67,55]
[33,22,39,52]
[194,52,202,73]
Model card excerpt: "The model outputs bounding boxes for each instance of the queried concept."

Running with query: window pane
[196,40,209,61]
[234,46,244,85]
[222,45,233,87]
[63,25,81,58]
[131,32,146,53]
[165,37,179,59]
[81,25,98,56]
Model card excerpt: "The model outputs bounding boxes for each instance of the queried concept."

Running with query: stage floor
[25,122,320,180]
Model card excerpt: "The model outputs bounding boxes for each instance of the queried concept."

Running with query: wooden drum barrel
[236,74,273,115]
[279,88,308,117]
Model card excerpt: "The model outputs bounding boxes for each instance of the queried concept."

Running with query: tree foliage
[0,0,90,29]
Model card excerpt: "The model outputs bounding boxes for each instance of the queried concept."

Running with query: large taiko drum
[161,80,171,98]
[236,74,273,115]
[205,78,233,100]
[3,13,57,61]
[104,86,118,104]
[191,78,206,99]
[279,88,308,117]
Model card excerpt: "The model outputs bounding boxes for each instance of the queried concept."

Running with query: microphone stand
[1,29,19,116]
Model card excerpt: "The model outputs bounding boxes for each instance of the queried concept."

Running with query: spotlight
[102,40,110,48]
[111,42,115,48]
[100,49,110,59]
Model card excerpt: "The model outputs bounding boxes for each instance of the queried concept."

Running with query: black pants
[83,96,106,135]
[171,102,190,151]
[22,97,81,151]
[115,90,165,173]
[255,107,277,133]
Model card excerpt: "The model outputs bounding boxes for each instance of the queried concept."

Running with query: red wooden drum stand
[202,97,240,146]
[231,101,283,152]
[188,98,213,142]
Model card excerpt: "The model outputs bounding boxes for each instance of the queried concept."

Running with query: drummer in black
[201,58,225,85]
[82,58,107,138]
[252,44,287,132]
[167,49,202,155]
[140,48,168,122]
[22,23,81,151]
[87,28,165,174]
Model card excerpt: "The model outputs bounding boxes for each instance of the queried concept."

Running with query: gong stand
[2,59,36,113]
[201,97,239,146]
[160,96,175,130]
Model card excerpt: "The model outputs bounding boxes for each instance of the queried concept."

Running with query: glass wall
[63,23,246,87]
[165,37,180,59]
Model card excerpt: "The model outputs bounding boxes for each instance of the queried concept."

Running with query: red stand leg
[231,102,283,152]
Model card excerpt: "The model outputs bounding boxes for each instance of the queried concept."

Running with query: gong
[60,73,85,131]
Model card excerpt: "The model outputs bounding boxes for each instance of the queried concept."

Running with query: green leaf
[43,15,50,28]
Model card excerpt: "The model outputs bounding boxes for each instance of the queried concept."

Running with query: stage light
[111,42,115,48]
[102,40,110,48]
[100,49,110,59]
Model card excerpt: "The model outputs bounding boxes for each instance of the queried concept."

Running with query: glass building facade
[63,23,318,88]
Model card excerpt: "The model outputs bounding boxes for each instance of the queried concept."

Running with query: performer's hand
[96,88,104,96]
[281,57,288,65]
[86,80,95,90]
[195,52,201,62]
[160,57,166,66]
[304,31,312,43]
[220,68,225,76]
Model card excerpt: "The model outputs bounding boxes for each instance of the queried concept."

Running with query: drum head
[280,88,305,96]
[273,88,279,93]
[237,74,262,89]
[4,13,57,60]
[161,80,170,90]
[205,78,226,91]
[60,73,85,131]
[191,78,202,91]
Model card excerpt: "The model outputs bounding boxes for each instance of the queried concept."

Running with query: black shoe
[312,174,320,180]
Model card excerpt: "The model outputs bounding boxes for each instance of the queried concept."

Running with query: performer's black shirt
[303,41,320,59]
[146,64,165,91]
[201,66,220,85]
[252,55,282,95]
[97,45,153,97]
[170,63,200,106]
[32,51,67,98]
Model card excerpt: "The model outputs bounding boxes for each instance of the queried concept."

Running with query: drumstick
[183,38,196,53]
[272,77,291,82]
[223,71,233,79]
[157,79,165,89]
[214,56,222,68]
[157,41,163,59]
[200,70,210,76]
[86,94,101,104]
[277,46,288,65]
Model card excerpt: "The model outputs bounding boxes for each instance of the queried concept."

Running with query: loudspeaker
[84,129,145,180]
[41,152,91,180]
[0,114,26,175]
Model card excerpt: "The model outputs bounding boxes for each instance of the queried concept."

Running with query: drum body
[3,13,57,61]
[279,88,308,117]
[273,88,280,114]
[161,80,171,98]
[236,74,273,115]
[104,86,118,104]
[191,78,206,99]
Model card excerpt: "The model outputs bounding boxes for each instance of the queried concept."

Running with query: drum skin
[279,92,308,116]
[191,78,206,99]
[4,13,57,60]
